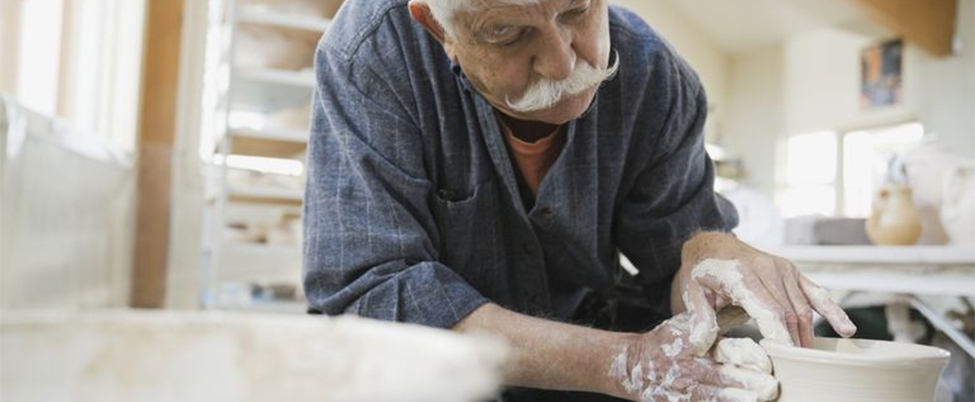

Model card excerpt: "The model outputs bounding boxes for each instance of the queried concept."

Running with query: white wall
[723,45,785,196]
[915,0,975,157]
[723,0,975,196]
[609,0,729,142]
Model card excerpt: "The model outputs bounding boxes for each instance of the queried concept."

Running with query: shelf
[767,245,975,298]
[767,245,975,265]
[228,128,308,159]
[223,203,302,222]
[229,127,307,143]
[219,241,302,284]
[231,77,313,113]
[228,185,303,202]
[234,67,315,89]
[237,10,332,32]
[804,269,975,297]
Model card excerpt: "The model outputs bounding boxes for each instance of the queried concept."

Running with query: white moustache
[506,51,619,113]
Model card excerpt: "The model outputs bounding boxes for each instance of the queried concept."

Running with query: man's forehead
[463,0,583,22]
[467,0,582,14]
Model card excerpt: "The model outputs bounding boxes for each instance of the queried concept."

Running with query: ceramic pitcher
[866,185,922,245]
[941,163,975,246]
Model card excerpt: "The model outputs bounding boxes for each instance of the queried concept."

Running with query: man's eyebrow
[469,18,498,39]
[469,12,515,38]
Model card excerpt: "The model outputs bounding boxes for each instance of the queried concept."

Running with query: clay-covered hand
[609,314,778,402]
[677,232,857,352]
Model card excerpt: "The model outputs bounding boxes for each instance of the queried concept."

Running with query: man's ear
[408,1,459,61]
[408,1,448,44]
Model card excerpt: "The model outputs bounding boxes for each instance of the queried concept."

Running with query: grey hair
[420,0,543,38]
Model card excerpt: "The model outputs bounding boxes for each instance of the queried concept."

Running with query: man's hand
[609,314,779,402]
[671,232,857,353]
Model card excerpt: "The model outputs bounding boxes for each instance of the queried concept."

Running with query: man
[303,0,858,400]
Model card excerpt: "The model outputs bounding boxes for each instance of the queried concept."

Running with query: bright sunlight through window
[780,131,838,218]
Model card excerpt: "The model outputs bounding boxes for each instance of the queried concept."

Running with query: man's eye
[492,28,526,46]
[491,26,512,37]
[563,3,591,19]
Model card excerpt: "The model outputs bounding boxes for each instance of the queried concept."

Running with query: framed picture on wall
[860,38,904,110]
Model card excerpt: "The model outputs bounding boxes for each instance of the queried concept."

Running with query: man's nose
[532,27,575,81]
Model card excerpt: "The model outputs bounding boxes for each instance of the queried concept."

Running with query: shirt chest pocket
[430,176,502,284]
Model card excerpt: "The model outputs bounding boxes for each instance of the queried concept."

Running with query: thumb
[684,281,718,356]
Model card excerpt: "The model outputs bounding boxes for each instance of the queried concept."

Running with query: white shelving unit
[200,0,343,312]
[236,10,332,32]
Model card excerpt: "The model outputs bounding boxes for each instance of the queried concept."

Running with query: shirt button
[522,243,533,255]
[538,207,555,219]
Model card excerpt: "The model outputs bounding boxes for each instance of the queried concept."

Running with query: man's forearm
[453,303,634,399]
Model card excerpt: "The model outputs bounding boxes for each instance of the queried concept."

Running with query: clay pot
[940,163,975,247]
[764,338,949,402]
[866,185,922,245]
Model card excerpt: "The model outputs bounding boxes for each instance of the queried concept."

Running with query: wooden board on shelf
[230,127,308,143]
[229,132,307,159]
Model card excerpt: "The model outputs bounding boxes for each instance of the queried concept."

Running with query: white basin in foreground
[0,310,507,402]
[764,337,950,402]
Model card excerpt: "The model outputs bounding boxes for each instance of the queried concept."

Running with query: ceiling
[661,0,888,54]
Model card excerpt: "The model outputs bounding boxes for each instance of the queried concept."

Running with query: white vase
[764,338,949,402]
[941,163,975,247]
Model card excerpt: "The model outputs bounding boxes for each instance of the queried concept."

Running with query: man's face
[443,0,612,125]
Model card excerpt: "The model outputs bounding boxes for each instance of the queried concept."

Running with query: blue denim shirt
[303,0,738,332]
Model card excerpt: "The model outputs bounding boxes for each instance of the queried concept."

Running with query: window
[0,0,146,153]
[778,122,925,218]
[779,131,838,218]
[15,0,63,116]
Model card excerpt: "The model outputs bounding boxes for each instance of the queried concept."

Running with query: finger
[728,271,794,346]
[781,262,815,347]
[751,261,800,346]
[690,385,760,402]
[693,355,778,401]
[684,281,719,356]
[692,351,779,400]
[692,259,792,345]
[717,365,779,401]
[712,337,772,374]
[800,275,857,338]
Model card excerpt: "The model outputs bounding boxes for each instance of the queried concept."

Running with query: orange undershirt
[498,117,567,197]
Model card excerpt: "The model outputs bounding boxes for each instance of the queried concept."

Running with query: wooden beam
[131,0,185,308]
[843,0,958,56]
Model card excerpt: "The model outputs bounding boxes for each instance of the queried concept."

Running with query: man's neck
[498,113,562,143]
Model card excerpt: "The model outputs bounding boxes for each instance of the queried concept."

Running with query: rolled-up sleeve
[302,43,488,329]
[613,69,738,309]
